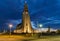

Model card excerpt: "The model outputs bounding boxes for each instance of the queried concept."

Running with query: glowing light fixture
[39,24,43,28]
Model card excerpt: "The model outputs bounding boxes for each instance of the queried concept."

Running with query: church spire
[25,0,27,3]
[24,0,28,12]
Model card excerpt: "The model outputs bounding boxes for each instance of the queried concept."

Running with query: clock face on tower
[26,12,28,14]
[23,12,28,14]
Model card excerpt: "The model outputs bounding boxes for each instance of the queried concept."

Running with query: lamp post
[9,24,13,37]
[39,24,43,36]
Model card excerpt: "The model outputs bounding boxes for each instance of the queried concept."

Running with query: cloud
[47,17,55,20]
[3,19,22,30]
[5,19,22,26]
[43,20,60,25]
[31,21,36,29]
[5,19,36,29]
[37,28,57,32]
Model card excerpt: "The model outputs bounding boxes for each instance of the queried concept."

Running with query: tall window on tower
[26,23,28,26]
[26,23,28,33]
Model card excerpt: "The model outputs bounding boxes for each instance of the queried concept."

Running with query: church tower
[14,1,34,33]
[21,1,34,33]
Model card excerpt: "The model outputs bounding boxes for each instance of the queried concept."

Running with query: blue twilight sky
[0,0,60,31]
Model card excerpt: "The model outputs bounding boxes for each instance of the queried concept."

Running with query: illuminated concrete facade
[14,2,34,33]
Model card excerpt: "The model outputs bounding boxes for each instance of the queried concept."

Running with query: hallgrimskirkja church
[14,1,39,33]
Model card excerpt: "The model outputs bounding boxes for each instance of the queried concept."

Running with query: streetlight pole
[39,24,43,37]
[9,24,13,37]
[10,27,11,36]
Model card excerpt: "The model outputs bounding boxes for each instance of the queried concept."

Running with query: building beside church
[14,1,39,33]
